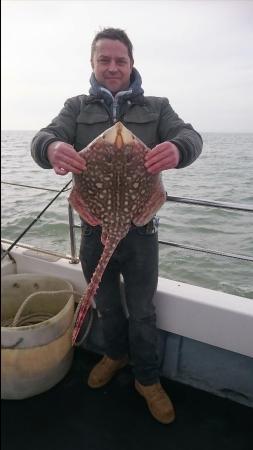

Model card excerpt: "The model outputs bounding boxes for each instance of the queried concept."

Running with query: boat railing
[1,181,253,264]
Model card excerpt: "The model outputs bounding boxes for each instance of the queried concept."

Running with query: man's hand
[145,142,180,174]
[47,141,86,175]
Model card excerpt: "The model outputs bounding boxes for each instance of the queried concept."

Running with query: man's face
[91,39,134,94]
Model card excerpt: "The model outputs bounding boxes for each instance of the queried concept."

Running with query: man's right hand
[47,141,86,175]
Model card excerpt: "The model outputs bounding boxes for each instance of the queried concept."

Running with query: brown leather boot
[135,380,175,424]
[88,355,128,388]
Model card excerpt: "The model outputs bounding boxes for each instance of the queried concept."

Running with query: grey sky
[2,0,253,132]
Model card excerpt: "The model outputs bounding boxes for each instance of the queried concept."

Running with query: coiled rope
[1,289,95,347]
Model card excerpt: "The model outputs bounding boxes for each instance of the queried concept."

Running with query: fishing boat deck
[2,348,252,450]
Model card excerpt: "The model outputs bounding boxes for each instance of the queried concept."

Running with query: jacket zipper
[100,87,133,123]
[112,98,117,123]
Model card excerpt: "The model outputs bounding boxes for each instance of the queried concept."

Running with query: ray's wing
[68,187,101,226]
[132,176,166,226]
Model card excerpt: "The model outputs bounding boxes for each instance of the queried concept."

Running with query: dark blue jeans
[79,221,160,385]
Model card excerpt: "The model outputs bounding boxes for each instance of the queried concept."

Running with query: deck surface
[2,349,253,450]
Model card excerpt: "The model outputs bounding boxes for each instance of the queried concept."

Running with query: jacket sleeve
[31,96,82,169]
[158,97,203,168]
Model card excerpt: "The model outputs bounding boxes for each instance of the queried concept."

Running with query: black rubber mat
[2,348,253,450]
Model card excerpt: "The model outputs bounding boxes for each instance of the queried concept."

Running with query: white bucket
[1,273,75,399]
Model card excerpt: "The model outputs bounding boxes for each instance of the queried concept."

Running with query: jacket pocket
[75,111,111,149]
[77,112,109,124]
[124,110,159,124]
[123,110,159,147]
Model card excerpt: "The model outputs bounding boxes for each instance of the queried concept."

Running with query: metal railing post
[68,204,79,264]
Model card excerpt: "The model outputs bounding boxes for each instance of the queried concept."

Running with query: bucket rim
[1,273,75,332]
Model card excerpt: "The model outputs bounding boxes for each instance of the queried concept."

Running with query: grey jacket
[31,68,203,169]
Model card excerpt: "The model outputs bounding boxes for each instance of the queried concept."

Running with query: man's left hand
[145,142,180,174]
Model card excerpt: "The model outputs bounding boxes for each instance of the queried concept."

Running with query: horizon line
[1,129,253,134]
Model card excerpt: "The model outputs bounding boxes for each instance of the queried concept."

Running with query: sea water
[1,130,253,298]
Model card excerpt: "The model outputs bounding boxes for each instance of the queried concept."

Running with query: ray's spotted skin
[69,122,166,345]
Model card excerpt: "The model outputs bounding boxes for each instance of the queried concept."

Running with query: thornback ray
[68,122,166,345]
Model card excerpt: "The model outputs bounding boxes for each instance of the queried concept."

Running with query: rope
[1,179,72,261]
[11,289,80,326]
[166,194,253,212]
[1,239,75,261]
[159,240,253,262]
[2,289,81,327]
[1,181,72,193]
[2,288,95,346]
[2,281,99,351]
[2,313,54,327]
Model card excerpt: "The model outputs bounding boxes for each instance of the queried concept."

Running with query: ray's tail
[72,237,121,345]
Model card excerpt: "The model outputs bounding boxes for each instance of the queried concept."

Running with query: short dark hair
[91,27,134,62]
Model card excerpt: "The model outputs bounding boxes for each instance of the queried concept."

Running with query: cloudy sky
[2,0,253,132]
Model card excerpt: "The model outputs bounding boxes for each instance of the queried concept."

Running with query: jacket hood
[89,67,144,104]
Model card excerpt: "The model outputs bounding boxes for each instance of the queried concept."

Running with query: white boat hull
[2,243,253,407]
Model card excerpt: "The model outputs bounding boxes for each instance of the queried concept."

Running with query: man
[31,27,203,424]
